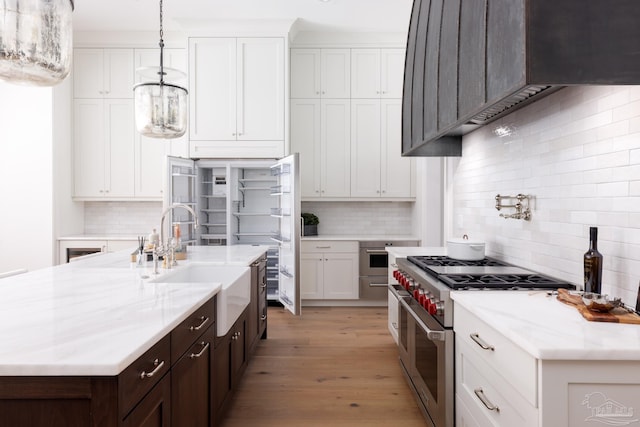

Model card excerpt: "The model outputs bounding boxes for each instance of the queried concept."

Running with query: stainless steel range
[389,255,574,427]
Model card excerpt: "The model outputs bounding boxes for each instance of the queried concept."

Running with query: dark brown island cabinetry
[0,296,215,427]
[247,255,268,354]
[403,0,640,157]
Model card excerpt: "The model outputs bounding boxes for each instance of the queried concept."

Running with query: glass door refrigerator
[165,154,300,315]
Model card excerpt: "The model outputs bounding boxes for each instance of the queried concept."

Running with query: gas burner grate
[438,273,574,290]
[407,255,509,269]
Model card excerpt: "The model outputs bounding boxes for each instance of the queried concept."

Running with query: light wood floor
[220,306,427,427]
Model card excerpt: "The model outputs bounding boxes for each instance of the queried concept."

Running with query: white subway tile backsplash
[84,202,162,235]
[301,201,415,236]
[451,86,640,306]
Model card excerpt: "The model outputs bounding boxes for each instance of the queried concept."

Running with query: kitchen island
[0,245,269,426]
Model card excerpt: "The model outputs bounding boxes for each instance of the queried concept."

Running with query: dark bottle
[584,227,603,294]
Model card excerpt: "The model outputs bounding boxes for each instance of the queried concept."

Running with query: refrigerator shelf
[270,234,290,244]
[202,222,226,227]
[238,178,277,183]
[270,207,291,217]
[232,212,272,217]
[239,187,272,192]
[172,221,196,225]
[270,163,291,176]
[201,209,226,213]
[201,194,226,198]
[201,233,226,239]
[233,232,273,238]
[279,267,293,278]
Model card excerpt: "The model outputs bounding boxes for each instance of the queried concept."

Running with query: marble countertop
[58,234,141,241]
[385,246,447,257]
[301,235,420,242]
[0,245,269,376]
[451,291,640,361]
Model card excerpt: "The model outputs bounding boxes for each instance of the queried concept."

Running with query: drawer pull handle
[316,246,331,249]
[190,341,210,359]
[189,316,209,332]
[474,387,500,412]
[470,333,495,351]
[140,359,165,379]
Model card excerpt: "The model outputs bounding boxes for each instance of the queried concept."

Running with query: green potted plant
[301,212,319,236]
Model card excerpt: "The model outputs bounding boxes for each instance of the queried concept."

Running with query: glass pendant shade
[0,0,74,86]
[134,82,188,139]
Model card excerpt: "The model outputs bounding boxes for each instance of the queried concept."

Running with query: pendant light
[133,0,188,139]
[0,0,74,86]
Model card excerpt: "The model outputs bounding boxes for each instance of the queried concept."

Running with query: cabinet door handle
[139,358,165,379]
[189,341,210,359]
[316,246,331,249]
[189,316,209,332]
[474,388,500,412]
[261,314,267,320]
[470,333,495,351]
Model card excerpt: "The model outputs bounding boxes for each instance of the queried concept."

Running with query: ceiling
[72,0,414,33]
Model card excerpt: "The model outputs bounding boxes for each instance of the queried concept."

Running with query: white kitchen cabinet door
[350,99,414,199]
[73,49,134,99]
[189,37,237,141]
[350,99,382,197]
[237,38,284,141]
[135,135,170,199]
[323,253,359,299]
[321,99,351,197]
[351,49,381,98]
[381,99,414,198]
[291,48,350,99]
[321,49,351,98]
[290,49,321,99]
[351,48,405,99]
[105,100,135,198]
[73,99,106,198]
[73,99,134,199]
[380,48,405,98]
[300,254,323,299]
[291,99,321,198]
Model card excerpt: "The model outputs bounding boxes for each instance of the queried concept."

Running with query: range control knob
[434,301,445,316]
[427,298,438,315]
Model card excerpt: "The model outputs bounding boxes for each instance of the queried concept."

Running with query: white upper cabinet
[351,48,405,98]
[351,99,414,198]
[73,99,135,199]
[73,49,134,99]
[290,98,351,199]
[189,37,237,142]
[290,49,350,99]
[189,37,285,158]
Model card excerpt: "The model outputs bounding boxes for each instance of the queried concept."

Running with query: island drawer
[119,335,171,418]
[456,337,538,427]
[454,305,537,406]
[171,297,216,361]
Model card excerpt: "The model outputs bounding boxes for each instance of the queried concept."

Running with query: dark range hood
[402,0,640,157]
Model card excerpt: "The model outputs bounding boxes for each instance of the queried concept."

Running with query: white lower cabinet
[300,241,358,300]
[454,304,640,427]
[455,305,538,427]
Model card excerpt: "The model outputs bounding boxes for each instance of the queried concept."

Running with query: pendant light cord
[158,0,165,84]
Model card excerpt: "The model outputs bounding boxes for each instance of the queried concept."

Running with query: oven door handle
[365,249,388,254]
[399,297,446,342]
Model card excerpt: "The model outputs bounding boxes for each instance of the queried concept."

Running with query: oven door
[359,246,388,276]
[399,297,454,427]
